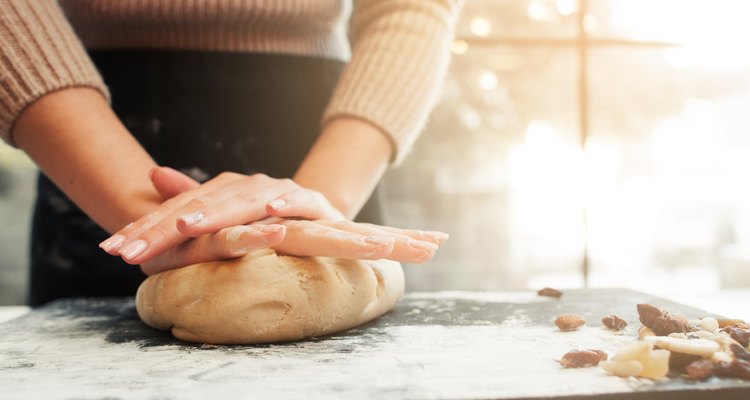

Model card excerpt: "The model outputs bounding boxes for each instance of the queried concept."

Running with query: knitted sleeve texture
[322,0,463,165]
[0,0,108,145]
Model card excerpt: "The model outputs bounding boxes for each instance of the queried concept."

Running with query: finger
[313,220,439,263]
[150,166,200,200]
[139,224,286,275]
[357,223,450,245]
[271,220,395,260]
[100,172,248,255]
[175,185,291,237]
[115,187,250,265]
[266,189,345,221]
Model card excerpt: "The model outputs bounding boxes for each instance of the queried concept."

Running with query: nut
[636,304,687,336]
[699,317,719,332]
[637,304,662,327]
[722,327,750,347]
[669,352,702,370]
[638,349,671,379]
[613,341,650,361]
[602,315,628,331]
[718,319,750,329]
[600,360,642,377]
[555,314,586,332]
[560,349,608,368]
[611,341,670,379]
[717,359,750,380]
[714,332,739,351]
[685,359,714,380]
[729,359,750,380]
[714,361,734,377]
[687,321,703,333]
[537,287,562,298]
[645,336,720,357]
[653,313,688,336]
[731,343,750,361]
[688,330,715,340]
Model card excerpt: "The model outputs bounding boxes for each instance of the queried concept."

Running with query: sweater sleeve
[0,0,109,146]
[322,0,463,165]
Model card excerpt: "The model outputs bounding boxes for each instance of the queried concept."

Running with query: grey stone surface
[2,289,749,399]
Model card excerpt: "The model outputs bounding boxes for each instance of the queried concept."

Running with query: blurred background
[2,0,750,305]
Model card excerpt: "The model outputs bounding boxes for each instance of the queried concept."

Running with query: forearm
[293,117,391,219]
[13,87,161,233]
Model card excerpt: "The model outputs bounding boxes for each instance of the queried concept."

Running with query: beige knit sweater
[0,0,462,164]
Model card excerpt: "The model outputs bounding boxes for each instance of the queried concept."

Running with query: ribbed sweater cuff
[0,0,109,146]
[322,0,460,166]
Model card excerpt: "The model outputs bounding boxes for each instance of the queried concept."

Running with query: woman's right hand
[99,167,346,265]
[106,166,448,274]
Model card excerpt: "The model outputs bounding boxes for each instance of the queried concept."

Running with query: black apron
[29,50,383,306]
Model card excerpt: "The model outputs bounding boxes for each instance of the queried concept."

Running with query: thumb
[149,166,200,200]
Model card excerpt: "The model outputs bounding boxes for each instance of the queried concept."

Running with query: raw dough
[135,249,404,344]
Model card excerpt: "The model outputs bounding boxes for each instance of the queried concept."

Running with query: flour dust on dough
[135,249,404,344]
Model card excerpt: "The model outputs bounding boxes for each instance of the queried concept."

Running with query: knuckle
[244,173,268,188]
[117,222,137,235]
[355,247,387,260]
[252,173,270,182]
[140,223,171,243]
[186,195,211,210]
[371,246,394,259]
[280,220,306,235]
[217,171,240,181]
[135,211,163,231]
[238,191,261,204]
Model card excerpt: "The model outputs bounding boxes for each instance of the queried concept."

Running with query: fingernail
[119,239,148,260]
[148,166,160,180]
[422,230,450,243]
[408,240,439,251]
[99,234,126,252]
[364,236,395,247]
[267,198,286,210]
[178,212,206,227]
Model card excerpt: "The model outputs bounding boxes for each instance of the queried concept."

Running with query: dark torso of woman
[29,50,383,306]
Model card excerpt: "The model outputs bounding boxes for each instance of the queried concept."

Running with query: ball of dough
[135,248,404,344]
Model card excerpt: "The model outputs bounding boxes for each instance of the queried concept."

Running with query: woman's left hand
[139,217,448,275]
[99,166,344,265]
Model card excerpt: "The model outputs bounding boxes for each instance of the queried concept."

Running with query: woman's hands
[102,167,448,274]
[100,167,344,264]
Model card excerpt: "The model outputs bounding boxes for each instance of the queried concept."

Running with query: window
[384,0,750,294]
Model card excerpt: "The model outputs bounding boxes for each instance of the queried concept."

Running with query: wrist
[294,117,391,219]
